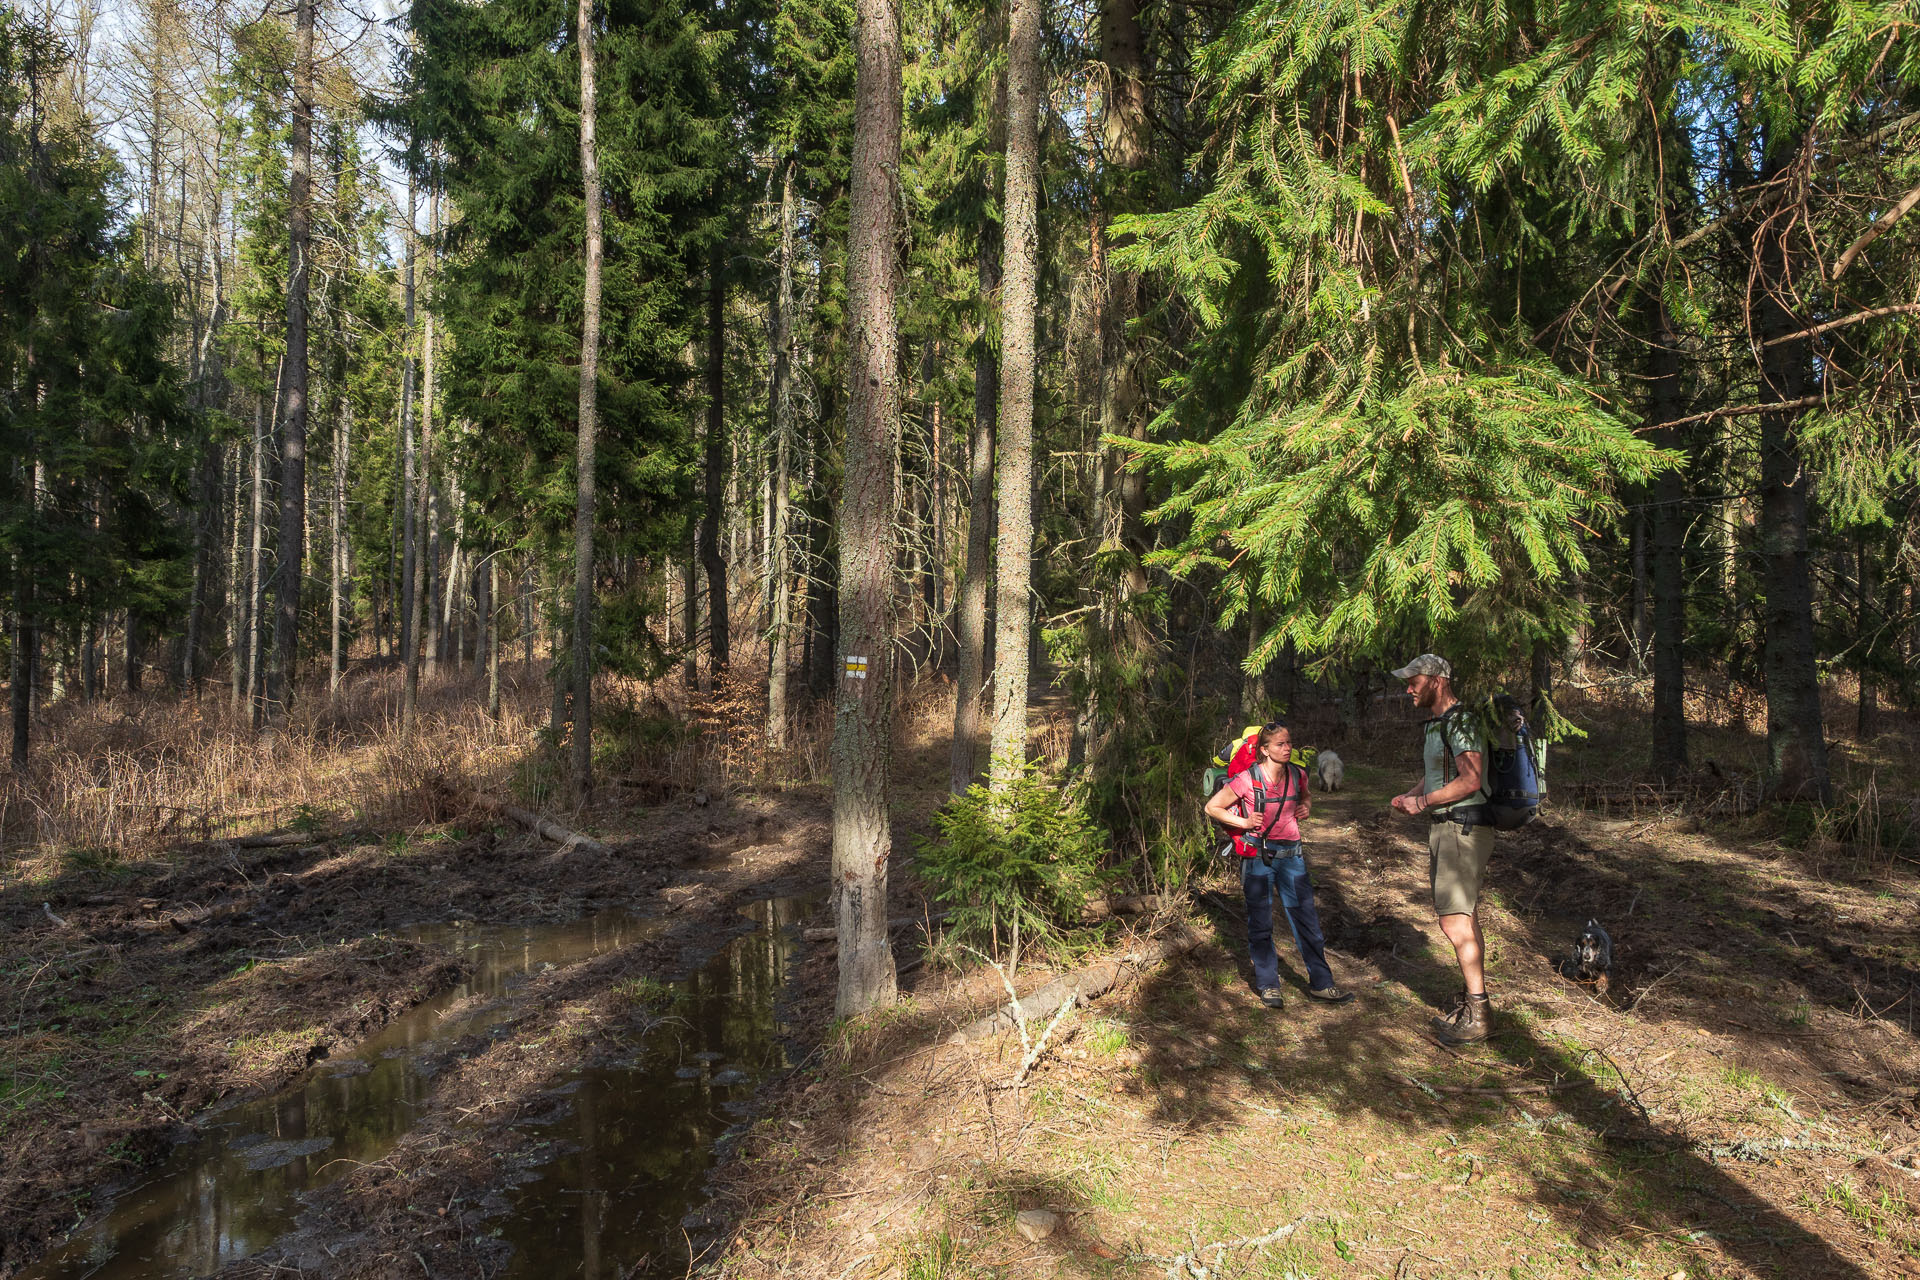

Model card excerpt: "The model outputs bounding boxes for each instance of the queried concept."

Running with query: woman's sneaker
[1257,988,1286,1009]
[1306,985,1354,1004]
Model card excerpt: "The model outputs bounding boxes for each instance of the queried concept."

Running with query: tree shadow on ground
[1113,811,1900,1279]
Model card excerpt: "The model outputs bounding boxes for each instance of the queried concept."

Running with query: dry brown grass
[0,661,550,874]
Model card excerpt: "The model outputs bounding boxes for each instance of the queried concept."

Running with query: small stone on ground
[1014,1208,1058,1242]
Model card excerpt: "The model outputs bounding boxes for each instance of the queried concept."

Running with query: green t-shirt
[1423,708,1489,815]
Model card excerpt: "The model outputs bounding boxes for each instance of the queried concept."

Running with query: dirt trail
[704,751,1920,1280]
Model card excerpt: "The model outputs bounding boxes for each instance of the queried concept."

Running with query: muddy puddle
[24,897,814,1279]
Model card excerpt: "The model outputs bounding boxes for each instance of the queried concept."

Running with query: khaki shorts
[1428,820,1494,917]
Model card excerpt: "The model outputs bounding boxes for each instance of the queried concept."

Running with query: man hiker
[1204,722,1354,1009]
[1389,654,1495,1044]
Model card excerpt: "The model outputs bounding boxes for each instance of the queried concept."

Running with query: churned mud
[0,779,821,1278]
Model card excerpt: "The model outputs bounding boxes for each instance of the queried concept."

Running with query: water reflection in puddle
[23,900,811,1279]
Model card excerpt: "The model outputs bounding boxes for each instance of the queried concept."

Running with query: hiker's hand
[1223,813,1258,831]
[1390,792,1423,816]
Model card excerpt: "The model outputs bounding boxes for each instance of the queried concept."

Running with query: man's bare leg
[1438,911,1485,995]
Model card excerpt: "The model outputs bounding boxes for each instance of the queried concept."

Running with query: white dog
[1315,749,1345,793]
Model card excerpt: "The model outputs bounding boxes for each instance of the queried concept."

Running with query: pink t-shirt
[1226,762,1305,845]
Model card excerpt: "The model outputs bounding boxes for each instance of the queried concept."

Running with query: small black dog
[1572,918,1613,995]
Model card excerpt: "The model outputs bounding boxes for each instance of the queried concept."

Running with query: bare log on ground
[231,832,315,849]
[947,922,1209,1045]
[803,910,951,943]
[488,799,612,856]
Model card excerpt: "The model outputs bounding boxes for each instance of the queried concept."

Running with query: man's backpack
[1437,695,1544,831]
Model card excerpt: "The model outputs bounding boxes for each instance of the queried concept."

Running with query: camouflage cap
[1390,654,1452,680]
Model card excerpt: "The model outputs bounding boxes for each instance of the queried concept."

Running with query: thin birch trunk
[767,160,797,750]
[400,176,421,731]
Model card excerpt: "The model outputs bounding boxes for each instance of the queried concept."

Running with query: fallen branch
[1144,1215,1309,1280]
[1010,992,1077,1088]
[42,902,70,928]
[1393,1072,1577,1097]
[230,832,315,850]
[802,911,952,943]
[489,800,612,856]
[947,922,1209,1045]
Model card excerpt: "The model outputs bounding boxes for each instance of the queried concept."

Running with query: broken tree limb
[230,832,315,849]
[1393,1072,1578,1098]
[488,799,612,856]
[802,910,951,943]
[42,902,70,928]
[947,922,1209,1045]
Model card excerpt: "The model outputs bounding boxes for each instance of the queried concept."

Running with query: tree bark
[417,183,441,692]
[330,386,349,697]
[700,253,730,682]
[1856,534,1877,740]
[1752,140,1830,803]
[951,245,999,793]
[833,0,903,1016]
[267,0,314,727]
[572,0,603,796]
[988,0,1042,793]
[767,161,797,751]
[1648,299,1689,779]
[400,176,421,731]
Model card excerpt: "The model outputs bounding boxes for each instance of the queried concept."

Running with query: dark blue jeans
[1239,844,1335,993]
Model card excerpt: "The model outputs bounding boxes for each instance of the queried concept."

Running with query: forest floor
[2,676,1918,1279]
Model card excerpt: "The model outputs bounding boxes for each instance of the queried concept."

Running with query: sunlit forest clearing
[4,0,1920,1275]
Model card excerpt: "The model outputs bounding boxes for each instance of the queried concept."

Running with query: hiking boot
[1431,992,1491,1044]
[1257,988,1286,1009]
[1306,985,1355,1004]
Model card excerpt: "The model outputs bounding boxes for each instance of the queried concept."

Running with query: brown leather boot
[1431,992,1491,1044]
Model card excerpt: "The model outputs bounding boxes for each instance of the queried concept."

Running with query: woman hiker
[1204,722,1355,1009]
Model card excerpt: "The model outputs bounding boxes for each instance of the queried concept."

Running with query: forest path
[707,747,1920,1280]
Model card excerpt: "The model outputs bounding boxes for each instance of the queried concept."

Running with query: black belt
[1430,805,1489,828]
[1248,837,1302,863]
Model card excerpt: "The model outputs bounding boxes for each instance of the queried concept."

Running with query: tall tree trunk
[413,187,440,702]
[330,387,349,697]
[681,545,698,690]
[1629,506,1649,670]
[400,177,421,731]
[1856,534,1877,740]
[1648,299,1689,779]
[482,552,500,720]
[767,161,797,751]
[1752,140,1830,804]
[987,0,1042,794]
[950,245,998,794]
[228,441,243,708]
[572,0,603,796]
[833,0,903,1017]
[700,254,731,682]
[267,0,314,727]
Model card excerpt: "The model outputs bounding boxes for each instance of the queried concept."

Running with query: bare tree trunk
[681,545,698,690]
[267,0,314,727]
[228,440,243,708]
[833,0,903,1017]
[987,0,1042,794]
[330,387,349,697]
[484,554,501,720]
[572,0,603,796]
[400,176,421,731]
[1648,299,1689,779]
[700,254,730,682]
[1856,534,1877,740]
[419,183,441,689]
[950,245,997,794]
[1752,140,1830,804]
[767,161,797,751]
